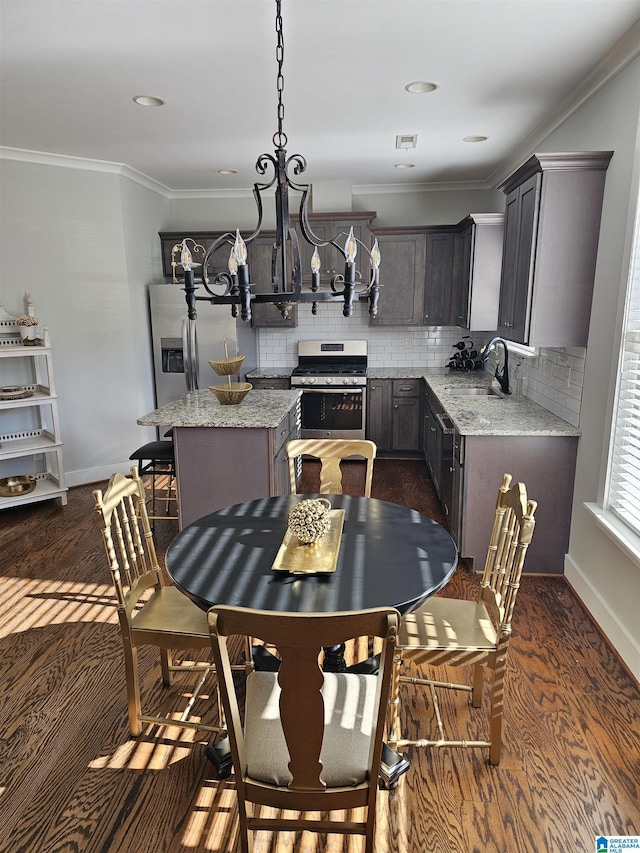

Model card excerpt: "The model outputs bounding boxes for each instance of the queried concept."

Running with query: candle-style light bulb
[180,240,193,270]
[234,229,248,266]
[311,247,321,275]
[344,227,358,264]
[370,238,381,271]
[228,247,238,276]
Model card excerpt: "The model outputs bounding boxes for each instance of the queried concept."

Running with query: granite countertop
[246,369,293,380]
[137,388,301,429]
[367,368,427,379]
[242,366,579,437]
[423,370,581,437]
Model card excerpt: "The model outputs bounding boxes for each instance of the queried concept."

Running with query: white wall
[537,56,640,679]
[0,157,170,485]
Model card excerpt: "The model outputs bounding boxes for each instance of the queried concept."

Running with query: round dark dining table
[165,494,458,617]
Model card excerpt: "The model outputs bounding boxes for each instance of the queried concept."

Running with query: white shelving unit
[0,303,68,509]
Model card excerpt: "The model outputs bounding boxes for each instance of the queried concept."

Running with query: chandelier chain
[274,0,287,148]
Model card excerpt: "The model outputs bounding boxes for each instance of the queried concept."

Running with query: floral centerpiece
[16,314,39,327]
[15,314,39,343]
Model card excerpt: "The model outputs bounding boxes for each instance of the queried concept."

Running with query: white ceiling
[2,0,640,193]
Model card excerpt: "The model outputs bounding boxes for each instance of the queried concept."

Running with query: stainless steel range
[291,341,367,439]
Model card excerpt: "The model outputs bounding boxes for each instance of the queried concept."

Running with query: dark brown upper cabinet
[496,151,613,347]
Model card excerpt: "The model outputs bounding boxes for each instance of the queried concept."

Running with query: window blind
[608,193,640,537]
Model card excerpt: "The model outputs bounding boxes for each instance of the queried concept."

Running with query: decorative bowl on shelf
[209,355,245,376]
[0,475,36,497]
[0,385,34,400]
[209,382,253,405]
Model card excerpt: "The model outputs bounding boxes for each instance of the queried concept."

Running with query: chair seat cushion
[399,597,497,651]
[129,440,175,463]
[244,670,377,788]
[131,585,209,639]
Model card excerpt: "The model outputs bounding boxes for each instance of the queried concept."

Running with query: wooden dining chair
[286,438,377,497]
[208,605,398,853]
[93,466,225,737]
[389,473,537,765]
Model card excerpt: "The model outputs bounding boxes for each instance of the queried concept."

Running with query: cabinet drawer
[392,379,420,397]
[251,377,290,390]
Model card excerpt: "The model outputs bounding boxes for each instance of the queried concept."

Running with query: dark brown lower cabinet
[367,379,421,454]
[452,433,578,574]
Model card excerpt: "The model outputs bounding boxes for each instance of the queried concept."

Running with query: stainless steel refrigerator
[148,284,239,407]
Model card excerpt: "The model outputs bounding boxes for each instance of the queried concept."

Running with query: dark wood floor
[1,459,638,852]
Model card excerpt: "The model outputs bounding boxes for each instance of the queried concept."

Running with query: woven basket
[209,355,245,376]
[209,382,252,405]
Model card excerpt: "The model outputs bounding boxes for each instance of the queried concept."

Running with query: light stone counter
[137,388,301,429]
[422,370,580,437]
[238,367,579,437]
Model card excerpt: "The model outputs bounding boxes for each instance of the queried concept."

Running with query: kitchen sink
[447,387,501,397]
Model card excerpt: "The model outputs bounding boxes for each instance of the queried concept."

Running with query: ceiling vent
[396,134,418,149]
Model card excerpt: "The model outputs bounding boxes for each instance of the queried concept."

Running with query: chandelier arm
[288,226,302,293]
[297,188,333,249]
[240,181,268,247]
[201,232,236,283]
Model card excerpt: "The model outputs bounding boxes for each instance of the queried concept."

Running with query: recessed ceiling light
[463,135,488,143]
[405,81,438,94]
[133,95,166,107]
[218,169,239,175]
[394,163,415,170]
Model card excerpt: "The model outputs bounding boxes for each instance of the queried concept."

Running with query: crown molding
[166,187,256,200]
[488,19,640,188]
[0,146,172,196]
[353,179,493,195]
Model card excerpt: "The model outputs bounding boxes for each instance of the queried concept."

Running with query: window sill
[584,503,640,568]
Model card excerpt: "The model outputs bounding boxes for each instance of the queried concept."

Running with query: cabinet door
[424,399,438,480]
[449,435,463,547]
[454,224,473,327]
[160,232,230,280]
[369,233,426,326]
[423,231,456,325]
[392,397,421,452]
[324,220,372,278]
[366,380,392,450]
[295,218,373,281]
[498,172,541,342]
[248,236,297,328]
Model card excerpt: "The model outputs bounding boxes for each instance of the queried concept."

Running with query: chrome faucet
[481,337,511,395]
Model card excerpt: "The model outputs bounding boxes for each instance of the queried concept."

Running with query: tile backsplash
[256,301,585,427]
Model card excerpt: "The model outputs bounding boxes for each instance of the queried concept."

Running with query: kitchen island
[138,388,301,528]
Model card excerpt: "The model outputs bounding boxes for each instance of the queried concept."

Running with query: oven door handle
[297,387,365,394]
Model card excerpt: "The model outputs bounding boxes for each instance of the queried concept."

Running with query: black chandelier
[173,0,381,324]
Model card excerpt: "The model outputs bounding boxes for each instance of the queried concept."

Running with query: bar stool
[128,439,177,522]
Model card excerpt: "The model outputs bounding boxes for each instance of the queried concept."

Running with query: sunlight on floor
[88,721,208,771]
[182,782,238,850]
[0,576,117,636]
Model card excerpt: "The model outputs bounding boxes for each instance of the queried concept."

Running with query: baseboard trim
[564,553,640,685]
[65,462,132,488]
